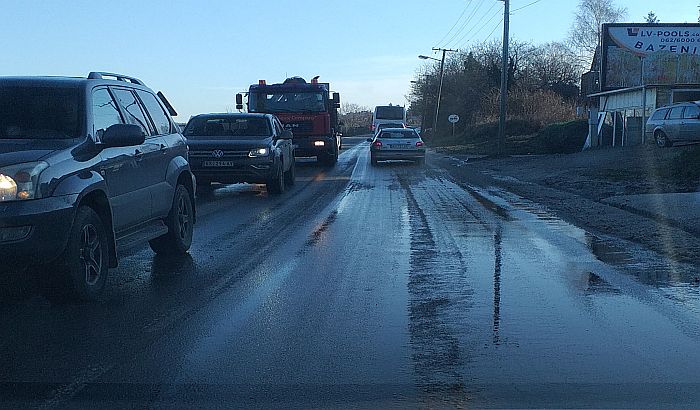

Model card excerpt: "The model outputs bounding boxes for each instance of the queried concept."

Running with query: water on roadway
[1,136,700,408]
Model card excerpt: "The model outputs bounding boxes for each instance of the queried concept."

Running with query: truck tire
[149,184,194,255]
[59,206,110,301]
[319,148,338,167]
[266,162,286,194]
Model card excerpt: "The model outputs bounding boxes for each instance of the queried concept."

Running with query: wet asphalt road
[2,136,700,408]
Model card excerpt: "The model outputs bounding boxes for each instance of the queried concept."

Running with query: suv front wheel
[60,206,109,300]
[284,157,296,186]
[266,162,286,195]
[149,184,194,255]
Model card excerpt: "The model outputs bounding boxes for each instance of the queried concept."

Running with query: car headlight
[0,161,48,202]
[248,148,269,157]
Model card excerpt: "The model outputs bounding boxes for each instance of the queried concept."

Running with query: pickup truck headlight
[248,148,269,157]
[0,161,48,202]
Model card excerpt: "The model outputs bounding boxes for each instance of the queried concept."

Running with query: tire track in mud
[398,173,471,406]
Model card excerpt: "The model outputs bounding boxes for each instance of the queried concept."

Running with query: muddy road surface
[2,137,700,409]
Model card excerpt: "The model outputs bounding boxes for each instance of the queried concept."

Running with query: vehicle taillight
[416,141,424,147]
[373,140,382,147]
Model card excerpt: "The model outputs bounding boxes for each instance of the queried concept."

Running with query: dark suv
[0,72,196,300]
[184,113,296,194]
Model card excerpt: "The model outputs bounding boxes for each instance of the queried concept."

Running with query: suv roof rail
[87,72,145,86]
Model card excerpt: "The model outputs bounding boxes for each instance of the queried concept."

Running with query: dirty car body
[184,113,295,193]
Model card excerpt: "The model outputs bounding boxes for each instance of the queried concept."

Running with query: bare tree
[645,11,659,23]
[340,102,368,116]
[523,42,582,100]
[568,0,627,70]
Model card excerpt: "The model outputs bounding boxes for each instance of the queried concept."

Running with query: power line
[458,4,503,47]
[482,17,504,42]
[441,0,487,48]
[448,2,498,48]
[511,0,542,13]
[435,0,474,48]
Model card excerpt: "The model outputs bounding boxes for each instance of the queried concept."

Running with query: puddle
[469,185,700,307]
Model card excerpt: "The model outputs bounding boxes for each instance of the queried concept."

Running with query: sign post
[448,114,460,139]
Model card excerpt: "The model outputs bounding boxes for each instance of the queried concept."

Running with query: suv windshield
[184,116,271,138]
[249,91,326,113]
[0,86,82,139]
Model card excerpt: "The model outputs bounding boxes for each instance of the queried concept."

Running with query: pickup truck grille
[189,149,249,158]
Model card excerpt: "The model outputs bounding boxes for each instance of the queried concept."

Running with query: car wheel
[371,154,378,166]
[266,162,285,194]
[59,206,109,301]
[655,131,672,148]
[284,157,296,186]
[149,184,194,255]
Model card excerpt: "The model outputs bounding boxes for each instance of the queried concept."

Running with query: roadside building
[582,23,700,148]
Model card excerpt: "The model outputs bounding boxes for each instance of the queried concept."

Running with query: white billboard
[608,26,700,56]
[601,23,700,90]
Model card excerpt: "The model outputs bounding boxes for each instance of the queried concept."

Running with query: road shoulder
[431,152,700,264]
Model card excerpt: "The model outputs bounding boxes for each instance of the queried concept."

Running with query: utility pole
[497,0,510,156]
[431,47,457,137]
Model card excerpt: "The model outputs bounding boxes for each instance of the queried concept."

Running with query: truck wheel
[59,206,110,301]
[266,163,286,194]
[149,184,194,255]
[284,157,296,186]
[319,149,338,167]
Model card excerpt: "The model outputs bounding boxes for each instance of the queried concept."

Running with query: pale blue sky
[0,1,698,120]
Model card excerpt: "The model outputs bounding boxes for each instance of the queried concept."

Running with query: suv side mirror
[101,124,145,147]
[236,93,244,110]
[279,130,293,140]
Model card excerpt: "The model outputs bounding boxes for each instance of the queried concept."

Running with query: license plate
[390,144,410,148]
[203,160,236,167]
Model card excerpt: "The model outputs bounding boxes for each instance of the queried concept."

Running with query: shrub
[530,120,588,154]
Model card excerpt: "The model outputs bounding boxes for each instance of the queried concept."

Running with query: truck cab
[237,77,341,166]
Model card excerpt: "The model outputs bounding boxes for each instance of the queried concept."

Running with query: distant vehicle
[184,113,295,194]
[372,105,406,133]
[237,76,341,166]
[374,122,406,136]
[646,101,700,147]
[367,128,425,166]
[0,72,196,300]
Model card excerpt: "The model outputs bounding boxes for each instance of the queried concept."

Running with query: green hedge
[530,120,588,154]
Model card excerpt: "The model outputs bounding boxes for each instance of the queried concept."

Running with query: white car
[368,128,426,166]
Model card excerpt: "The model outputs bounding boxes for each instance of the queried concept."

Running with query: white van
[372,105,406,132]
